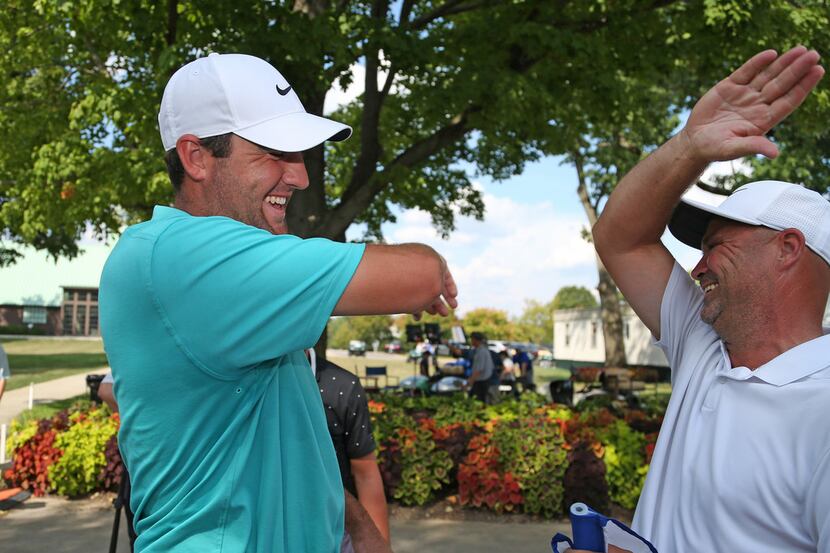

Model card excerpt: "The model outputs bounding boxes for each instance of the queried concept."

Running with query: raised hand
[682,46,824,162]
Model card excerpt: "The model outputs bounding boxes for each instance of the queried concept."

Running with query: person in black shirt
[309,350,389,550]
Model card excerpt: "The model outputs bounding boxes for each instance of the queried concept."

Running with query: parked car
[384,340,403,354]
[348,340,367,356]
[487,340,508,353]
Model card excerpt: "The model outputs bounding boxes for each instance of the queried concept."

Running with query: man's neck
[725,324,824,369]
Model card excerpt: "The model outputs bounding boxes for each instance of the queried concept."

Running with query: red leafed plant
[3,414,70,496]
[458,434,523,512]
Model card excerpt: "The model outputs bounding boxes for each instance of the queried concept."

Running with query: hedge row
[3,393,666,517]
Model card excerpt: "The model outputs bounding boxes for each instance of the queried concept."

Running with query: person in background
[512,347,534,394]
[419,349,431,378]
[466,332,495,403]
[0,342,9,403]
[308,349,389,553]
[498,350,520,399]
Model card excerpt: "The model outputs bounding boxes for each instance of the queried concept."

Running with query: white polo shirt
[632,262,830,553]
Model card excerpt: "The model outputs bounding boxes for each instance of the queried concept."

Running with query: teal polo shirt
[99,206,365,552]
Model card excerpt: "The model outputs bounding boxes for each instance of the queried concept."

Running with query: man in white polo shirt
[590,47,830,552]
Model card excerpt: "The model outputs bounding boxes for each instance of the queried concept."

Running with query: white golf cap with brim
[159,53,351,152]
[668,180,830,266]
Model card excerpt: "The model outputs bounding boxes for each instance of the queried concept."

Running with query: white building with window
[553,306,669,369]
[554,298,830,370]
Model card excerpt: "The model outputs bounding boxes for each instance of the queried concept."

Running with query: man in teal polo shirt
[100,53,457,553]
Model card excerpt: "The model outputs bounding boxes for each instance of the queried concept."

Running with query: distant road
[327,349,406,362]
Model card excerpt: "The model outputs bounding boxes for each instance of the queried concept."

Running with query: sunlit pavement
[0,495,568,553]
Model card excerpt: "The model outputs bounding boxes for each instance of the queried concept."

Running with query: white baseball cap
[158,53,351,152]
[669,180,830,265]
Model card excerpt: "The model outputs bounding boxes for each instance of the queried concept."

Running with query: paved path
[0,371,104,427]
[0,495,567,553]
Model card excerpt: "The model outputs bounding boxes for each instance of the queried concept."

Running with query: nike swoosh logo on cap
[276,84,292,96]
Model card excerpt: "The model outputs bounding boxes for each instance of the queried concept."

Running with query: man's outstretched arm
[334,243,457,318]
[593,46,824,337]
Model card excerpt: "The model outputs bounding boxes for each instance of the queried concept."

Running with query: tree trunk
[573,155,627,367]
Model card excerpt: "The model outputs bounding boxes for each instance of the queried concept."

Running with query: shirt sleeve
[344,379,375,459]
[652,261,717,385]
[151,217,365,378]
[0,347,9,378]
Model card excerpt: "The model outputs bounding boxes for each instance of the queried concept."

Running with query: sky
[0,62,733,315]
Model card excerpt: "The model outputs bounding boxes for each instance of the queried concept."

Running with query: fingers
[442,269,459,309]
[766,64,825,127]
[730,49,779,85]
[759,48,822,102]
[746,45,807,90]
[722,135,780,160]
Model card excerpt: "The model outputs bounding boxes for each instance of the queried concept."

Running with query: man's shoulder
[317,361,363,389]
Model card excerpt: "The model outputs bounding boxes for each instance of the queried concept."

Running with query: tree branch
[324,109,476,237]
[409,0,495,29]
[166,0,178,46]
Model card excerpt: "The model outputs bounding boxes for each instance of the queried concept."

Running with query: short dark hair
[164,133,233,191]
[470,331,485,342]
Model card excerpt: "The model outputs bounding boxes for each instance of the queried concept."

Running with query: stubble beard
[211,164,273,233]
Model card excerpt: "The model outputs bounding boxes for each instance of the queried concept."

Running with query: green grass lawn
[1,338,108,391]
[327,353,438,382]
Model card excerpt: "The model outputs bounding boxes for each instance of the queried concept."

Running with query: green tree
[552,286,598,311]
[461,307,514,341]
[7,0,827,265]
[513,299,555,345]
[327,315,393,350]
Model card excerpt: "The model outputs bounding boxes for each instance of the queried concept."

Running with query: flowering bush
[4,410,75,495]
[3,389,665,516]
[49,408,119,497]
[3,404,118,497]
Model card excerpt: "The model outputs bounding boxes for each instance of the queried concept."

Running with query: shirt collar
[718,330,830,386]
[152,205,189,220]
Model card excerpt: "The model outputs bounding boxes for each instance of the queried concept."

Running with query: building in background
[0,285,100,336]
[0,303,62,335]
[553,306,668,370]
[555,298,830,371]
[60,286,100,336]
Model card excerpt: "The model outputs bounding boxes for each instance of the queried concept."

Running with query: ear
[776,228,807,270]
[176,134,211,183]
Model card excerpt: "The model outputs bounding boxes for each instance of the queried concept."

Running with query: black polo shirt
[315,361,376,496]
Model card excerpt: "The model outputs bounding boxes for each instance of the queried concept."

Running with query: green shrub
[48,408,119,497]
[380,424,452,506]
[491,414,568,517]
[596,420,648,510]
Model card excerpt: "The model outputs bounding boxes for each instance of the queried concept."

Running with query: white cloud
[385,192,599,317]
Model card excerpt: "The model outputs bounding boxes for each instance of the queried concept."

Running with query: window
[89,306,99,333]
[62,306,74,335]
[624,322,630,339]
[591,322,598,348]
[565,323,571,347]
[90,290,99,302]
[23,306,47,325]
[64,290,73,301]
[77,305,87,335]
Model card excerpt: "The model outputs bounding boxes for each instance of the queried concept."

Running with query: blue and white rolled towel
[551,503,658,553]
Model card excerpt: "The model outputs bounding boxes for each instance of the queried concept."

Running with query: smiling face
[692,218,779,337]
[205,135,308,234]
